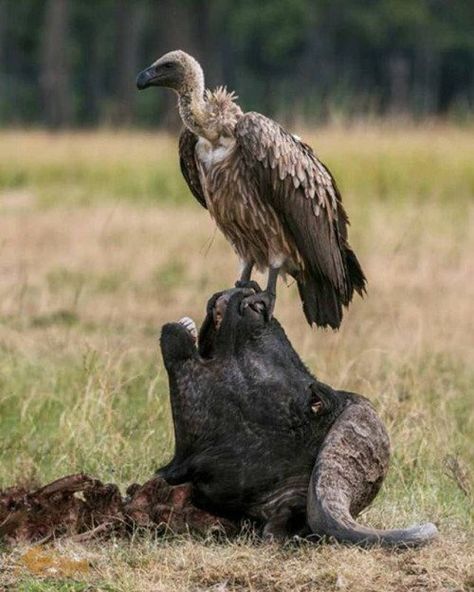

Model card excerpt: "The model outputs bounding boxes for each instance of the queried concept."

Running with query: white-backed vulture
[136,50,366,328]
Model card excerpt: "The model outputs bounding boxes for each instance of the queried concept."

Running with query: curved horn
[307,399,438,547]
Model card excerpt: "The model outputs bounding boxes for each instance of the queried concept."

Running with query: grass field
[0,125,473,591]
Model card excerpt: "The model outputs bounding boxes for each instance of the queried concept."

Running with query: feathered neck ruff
[179,85,243,142]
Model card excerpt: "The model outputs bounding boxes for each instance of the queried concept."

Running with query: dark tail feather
[297,274,343,329]
[297,246,367,328]
[343,246,367,302]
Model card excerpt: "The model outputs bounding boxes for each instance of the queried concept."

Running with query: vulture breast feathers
[179,112,366,328]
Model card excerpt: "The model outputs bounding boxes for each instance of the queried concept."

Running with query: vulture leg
[240,266,279,320]
[235,261,261,293]
[239,261,254,283]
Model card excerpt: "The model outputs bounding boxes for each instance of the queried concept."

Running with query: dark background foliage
[1,0,473,128]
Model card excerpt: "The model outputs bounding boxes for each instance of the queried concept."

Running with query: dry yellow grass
[0,127,473,591]
[3,534,473,592]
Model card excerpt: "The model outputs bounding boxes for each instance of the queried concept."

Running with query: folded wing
[179,127,207,209]
[235,112,366,327]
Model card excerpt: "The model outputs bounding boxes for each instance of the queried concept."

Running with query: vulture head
[136,50,204,95]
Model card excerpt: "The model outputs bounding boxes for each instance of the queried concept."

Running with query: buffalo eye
[310,391,325,416]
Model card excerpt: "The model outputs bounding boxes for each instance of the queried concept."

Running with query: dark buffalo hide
[159,288,437,546]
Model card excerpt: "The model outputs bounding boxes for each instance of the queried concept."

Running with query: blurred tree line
[0,0,473,128]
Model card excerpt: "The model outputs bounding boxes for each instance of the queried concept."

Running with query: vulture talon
[235,279,262,293]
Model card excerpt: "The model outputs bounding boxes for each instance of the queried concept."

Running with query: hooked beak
[136,66,157,90]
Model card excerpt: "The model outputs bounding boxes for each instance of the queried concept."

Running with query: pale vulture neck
[177,63,216,141]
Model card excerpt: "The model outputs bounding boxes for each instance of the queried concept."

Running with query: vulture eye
[162,62,173,69]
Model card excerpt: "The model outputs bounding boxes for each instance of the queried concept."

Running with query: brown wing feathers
[179,128,207,209]
[235,113,366,328]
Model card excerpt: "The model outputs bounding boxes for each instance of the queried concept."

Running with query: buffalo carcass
[159,287,437,547]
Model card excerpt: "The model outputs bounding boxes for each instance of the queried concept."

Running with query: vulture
[136,50,366,328]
